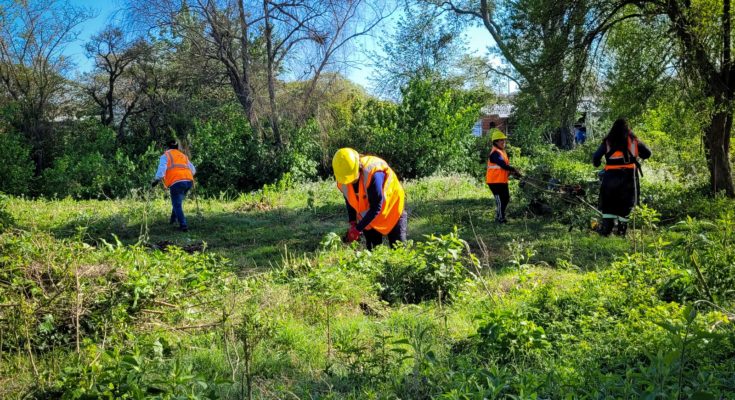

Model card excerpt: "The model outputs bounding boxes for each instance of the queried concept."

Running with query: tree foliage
[124,0,390,146]
[84,26,151,139]
[370,1,467,99]
[0,0,92,171]
[436,0,735,196]
[337,77,487,179]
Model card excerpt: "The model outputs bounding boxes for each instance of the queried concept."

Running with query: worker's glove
[346,222,361,243]
[511,168,522,178]
[151,179,159,188]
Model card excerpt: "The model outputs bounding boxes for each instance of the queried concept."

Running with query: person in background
[574,124,587,145]
[574,114,587,145]
[592,118,651,236]
[332,148,407,250]
[486,130,521,224]
[151,140,196,232]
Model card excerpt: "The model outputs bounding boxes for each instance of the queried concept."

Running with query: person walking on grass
[592,118,651,236]
[486,130,521,224]
[332,148,407,250]
[151,139,196,232]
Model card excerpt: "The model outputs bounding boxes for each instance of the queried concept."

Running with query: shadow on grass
[48,203,346,270]
[411,197,631,271]
[45,196,629,273]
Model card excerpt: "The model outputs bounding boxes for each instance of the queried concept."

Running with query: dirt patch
[149,240,206,254]
[235,199,273,212]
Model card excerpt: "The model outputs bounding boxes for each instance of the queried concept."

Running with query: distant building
[472,103,514,137]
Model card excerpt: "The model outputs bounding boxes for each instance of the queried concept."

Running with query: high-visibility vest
[604,136,639,171]
[163,149,194,188]
[486,147,509,184]
[337,155,405,235]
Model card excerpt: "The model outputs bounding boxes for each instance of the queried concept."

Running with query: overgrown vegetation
[2,0,735,397]
[2,151,734,397]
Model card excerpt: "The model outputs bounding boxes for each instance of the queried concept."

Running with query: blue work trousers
[169,180,193,229]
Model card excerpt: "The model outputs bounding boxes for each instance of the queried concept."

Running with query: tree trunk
[263,0,282,147]
[704,108,735,196]
[230,75,256,125]
[105,78,114,126]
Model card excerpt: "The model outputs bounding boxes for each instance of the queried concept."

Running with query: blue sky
[67,0,125,72]
[68,1,497,92]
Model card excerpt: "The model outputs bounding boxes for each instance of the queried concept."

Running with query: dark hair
[166,139,178,149]
[604,118,632,150]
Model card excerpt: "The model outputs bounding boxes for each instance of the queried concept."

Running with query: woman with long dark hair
[592,118,652,236]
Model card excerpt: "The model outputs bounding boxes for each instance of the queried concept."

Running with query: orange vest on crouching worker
[163,149,194,188]
[604,136,639,171]
[486,147,509,184]
[337,156,405,235]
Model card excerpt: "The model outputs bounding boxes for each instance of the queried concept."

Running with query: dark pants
[599,169,637,217]
[363,211,408,250]
[169,180,193,229]
[488,183,510,222]
[598,169,637,236]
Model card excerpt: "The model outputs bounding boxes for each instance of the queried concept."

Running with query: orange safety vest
[486,147,510,184]
[337,155,405,235]
[604,136,639,171]
[163,149,194,188]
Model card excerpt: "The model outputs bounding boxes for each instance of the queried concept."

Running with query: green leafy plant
[0,194,15,232]
[376,229,477,304]
[475,309,551,362]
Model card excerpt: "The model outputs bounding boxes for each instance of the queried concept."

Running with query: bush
[375,229,477,304]
[0,194,14,232]
[40,121,157,199]
[280,119,320,183]
[191,105,320,195]
[283,229,478,305]
[55,336,222,399]
[475,309,551,361]
[0,131,34,195]
[336,77,485,180]
[0,231,235,354]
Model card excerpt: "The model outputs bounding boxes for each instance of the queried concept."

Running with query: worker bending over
[151,140,196,232]
[332,148,407,250]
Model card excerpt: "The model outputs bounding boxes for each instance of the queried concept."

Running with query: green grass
[2,173,735,399]
[8,175,635,272]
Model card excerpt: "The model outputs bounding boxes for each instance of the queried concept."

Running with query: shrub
[280,119,320,183]
[0,131,34,195]
[337,78,485,180]
[664,212,735,301]
[475,309,551,361]
[375,229,477,304]
[40,121,156,199]
[0,194,14,232]
[55,337,222,399]
[191,105,320,194]
[283,229,478,305]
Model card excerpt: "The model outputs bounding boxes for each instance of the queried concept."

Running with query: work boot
[616,222,627,236]
[597,218,614,236]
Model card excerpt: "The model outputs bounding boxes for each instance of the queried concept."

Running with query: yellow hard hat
[491,129,507,142]
[332,148,360,184]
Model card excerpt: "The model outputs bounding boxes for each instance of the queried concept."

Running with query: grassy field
[7,174,628,271]
[2,172,735,399]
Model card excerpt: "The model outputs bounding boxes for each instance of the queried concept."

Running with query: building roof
[480,104,514,118]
